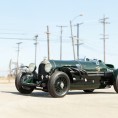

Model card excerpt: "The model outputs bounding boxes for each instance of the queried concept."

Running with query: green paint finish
[49,60,109,72]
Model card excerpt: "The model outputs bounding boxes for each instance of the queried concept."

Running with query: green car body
[15,58,118,98]
[47,59,115,89]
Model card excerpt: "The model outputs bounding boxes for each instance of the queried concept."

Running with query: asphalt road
[0,82,118,118]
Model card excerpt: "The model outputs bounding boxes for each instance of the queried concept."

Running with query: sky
[0,0,118,76]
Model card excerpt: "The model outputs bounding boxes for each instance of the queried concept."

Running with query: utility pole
[57,25,67,60]
[34,35,38,65]
[70,14,83,60]
[16,42,22,74]
[100,15,110,63]
[46,26,50,60]
[70,21,76,60]
[75,23,83,59]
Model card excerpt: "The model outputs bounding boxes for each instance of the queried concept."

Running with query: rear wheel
[48,71,70,98]
[15,73,34,94]
[83,89,94,93]
[113,75,118,93]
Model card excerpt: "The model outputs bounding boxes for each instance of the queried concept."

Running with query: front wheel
[113,75,118,93]
[48,71,70,98]
[15,73,34,94]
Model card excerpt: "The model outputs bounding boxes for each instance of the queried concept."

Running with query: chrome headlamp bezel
[28,63,36,73]
[45,62,52,73]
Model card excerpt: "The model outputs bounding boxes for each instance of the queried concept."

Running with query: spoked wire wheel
[15,73,34,94]
[48,71,70,98]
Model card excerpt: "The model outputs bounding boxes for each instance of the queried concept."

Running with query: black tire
[15,73,34,94]
[83,89,94,93]
[48,71,70,98]
[113,75,118,93]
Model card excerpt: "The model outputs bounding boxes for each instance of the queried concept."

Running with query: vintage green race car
[15,58,118,97]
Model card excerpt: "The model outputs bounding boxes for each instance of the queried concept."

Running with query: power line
[0,37,32,40]
[0,33,26,35]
